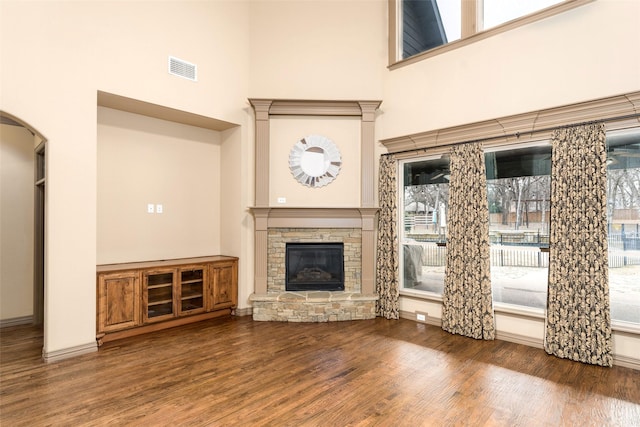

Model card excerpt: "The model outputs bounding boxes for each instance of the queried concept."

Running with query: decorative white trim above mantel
[249,207,379,230]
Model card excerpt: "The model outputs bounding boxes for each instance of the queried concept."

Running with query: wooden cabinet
[209,260,237,311]
[97,271,140,333]
[97,256,238,345]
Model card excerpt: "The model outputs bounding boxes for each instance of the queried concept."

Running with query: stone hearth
[250,291,376,322]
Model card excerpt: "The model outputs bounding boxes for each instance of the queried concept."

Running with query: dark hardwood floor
[1,316,639,426]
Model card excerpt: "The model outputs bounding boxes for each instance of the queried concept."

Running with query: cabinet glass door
[145,270,175,321]
[179,267,205,314]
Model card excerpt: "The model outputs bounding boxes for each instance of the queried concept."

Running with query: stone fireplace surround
[248,98,382,322]
[249,208,379,322]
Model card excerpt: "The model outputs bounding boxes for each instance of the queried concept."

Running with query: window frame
[397,135,640,330]
[605,127,640,327]
[485,141,552,311]
[399,154,451,297]
[389,0,593,69]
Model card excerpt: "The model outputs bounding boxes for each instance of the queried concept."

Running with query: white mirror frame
[289,134,342,188]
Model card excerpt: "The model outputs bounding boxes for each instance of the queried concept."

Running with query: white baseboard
[234,307,253,317]
[496,330,544,349]
[399,310,639,370]
[613,354,640,370]
[43,342,97,363]
[400,310,440,326]
[0,316,34,328]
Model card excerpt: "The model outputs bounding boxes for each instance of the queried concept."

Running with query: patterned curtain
[545,123,612,367]
[442,142,495,340]
[376,154,399,319]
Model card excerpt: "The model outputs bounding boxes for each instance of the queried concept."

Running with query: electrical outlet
[147,204,155,214]
[416,312,427,323]
[277,197,286,204]
[156,204,163,214]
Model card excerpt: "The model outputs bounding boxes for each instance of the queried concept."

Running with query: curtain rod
[384,112,640,157]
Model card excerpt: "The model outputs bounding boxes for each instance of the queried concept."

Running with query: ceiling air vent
[168,56,197,81]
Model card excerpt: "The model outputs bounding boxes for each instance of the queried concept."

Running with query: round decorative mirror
[289,135,342,188]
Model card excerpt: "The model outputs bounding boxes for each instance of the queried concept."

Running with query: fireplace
[286,243,344,291]
[249,220,379,322]
[248,99,382,321]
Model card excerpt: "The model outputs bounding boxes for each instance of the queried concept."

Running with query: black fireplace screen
[285,243,345,291]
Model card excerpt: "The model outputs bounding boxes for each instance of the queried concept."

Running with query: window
[607,128,640,325]
[398,130,640,322]
[391,0,591,66]
[400,155,450,294]
[482,0,563,30]
[399,145,553,312]
[401,0,461,58]
[486,144,551,309]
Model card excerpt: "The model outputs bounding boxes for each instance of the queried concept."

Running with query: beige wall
[0,124,35,321]
[385,0,640,364]
[0,0,385,355]
[381,0,640,139]
[248,0,387,100]
[1,0,638,364]
[0,0,250,355]
[97,107,221,264]
[219,125,251,307]
[269,116,361,207]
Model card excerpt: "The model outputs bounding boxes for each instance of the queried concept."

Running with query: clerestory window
[391,0,591,67]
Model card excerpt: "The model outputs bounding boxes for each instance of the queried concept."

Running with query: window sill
[494,302,545,319]
[612,320,640,335]
[399,290,640,334]
[400,288,442,302]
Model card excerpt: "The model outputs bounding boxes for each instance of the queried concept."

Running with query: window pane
[482,0,563,30]
[401,157,450,293]
[402,0,461,59]
[607,129,640,324]
[486,145,551,309]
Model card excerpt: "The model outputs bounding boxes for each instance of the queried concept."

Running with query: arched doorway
[0,111,46,330]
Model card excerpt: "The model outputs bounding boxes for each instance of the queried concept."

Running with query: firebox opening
[285,243,345,291]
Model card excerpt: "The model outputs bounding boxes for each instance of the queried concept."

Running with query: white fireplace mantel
[248,99,382,299]
[249,207,378,230]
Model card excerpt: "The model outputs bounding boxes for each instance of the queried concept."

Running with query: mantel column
[249,100,272,295]
[359,101,381,295]
[359,208,378,295]
[250,99,272,207]
[359,101,381,208]
[252,208,270,294]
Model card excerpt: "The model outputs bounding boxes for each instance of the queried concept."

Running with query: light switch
[147,204,155,214]
[156,204,163,214]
